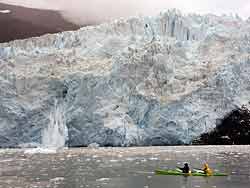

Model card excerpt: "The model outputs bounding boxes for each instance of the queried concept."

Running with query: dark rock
[192,105,250,145]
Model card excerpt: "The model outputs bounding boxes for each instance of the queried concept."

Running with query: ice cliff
[1,10,250,147]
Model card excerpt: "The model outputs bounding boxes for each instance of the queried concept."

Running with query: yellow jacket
[203,164,212,175]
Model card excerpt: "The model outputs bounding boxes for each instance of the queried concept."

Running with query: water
[42,100,68,149]
[0,146,250,188]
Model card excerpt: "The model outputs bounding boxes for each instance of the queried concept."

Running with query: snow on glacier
[0,10,250,147]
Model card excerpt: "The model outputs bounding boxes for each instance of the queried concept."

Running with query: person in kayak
[179,163,191,173]
[203,163,212,175]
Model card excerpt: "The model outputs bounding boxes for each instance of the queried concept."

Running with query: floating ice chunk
[149,157,158,161]
[125,157,135,161]
[88,143,100,149]
[24,148,57,154]
[0,159,14,163]
[110,159,119,162]
[50,177,65,182]
[96,178,110,182]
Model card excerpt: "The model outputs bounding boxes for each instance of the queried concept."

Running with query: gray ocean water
[0,146,250,188]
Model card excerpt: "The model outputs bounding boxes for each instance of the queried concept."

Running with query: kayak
[155,169,228,176]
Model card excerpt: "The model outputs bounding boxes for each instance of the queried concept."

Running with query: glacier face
[1,10,250,147]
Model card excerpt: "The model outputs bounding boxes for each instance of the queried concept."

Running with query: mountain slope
[0,3,80,43]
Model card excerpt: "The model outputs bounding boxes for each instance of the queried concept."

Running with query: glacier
[0,10,250,147]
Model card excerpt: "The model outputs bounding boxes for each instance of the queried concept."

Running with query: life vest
[203,164,212,175]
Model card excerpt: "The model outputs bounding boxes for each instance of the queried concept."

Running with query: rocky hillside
[1,10,250,147]
[192,104,250,145]
[0,3,80,43]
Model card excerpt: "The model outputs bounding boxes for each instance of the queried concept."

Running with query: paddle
[193,168,203,171]
[177,165,203,170]
[193,169,204,173]
[176,166,183,171]
[193,167,203,170]
[176,166,205,174]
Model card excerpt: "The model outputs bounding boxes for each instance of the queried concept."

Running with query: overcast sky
[1,0,250,24]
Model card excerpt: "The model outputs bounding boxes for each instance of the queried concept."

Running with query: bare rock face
[192,105,250,145]
[0,10,250,147]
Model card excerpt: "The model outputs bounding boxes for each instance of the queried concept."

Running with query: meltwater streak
[42,100,68,149]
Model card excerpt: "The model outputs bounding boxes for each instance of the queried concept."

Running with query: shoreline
[1,145,250,155]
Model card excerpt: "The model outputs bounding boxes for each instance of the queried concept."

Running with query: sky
[0,0,249,24]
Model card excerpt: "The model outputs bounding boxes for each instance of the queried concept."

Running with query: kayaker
[203,163,212,175]
[179,163,190,173]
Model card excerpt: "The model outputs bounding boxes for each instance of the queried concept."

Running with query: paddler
[203,163,213,175]
[179,163,191,173]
